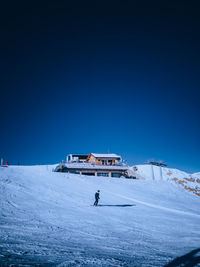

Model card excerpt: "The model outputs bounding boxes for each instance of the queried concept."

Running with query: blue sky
[0,1,199,173]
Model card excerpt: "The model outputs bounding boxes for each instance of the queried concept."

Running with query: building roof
[63,162,128,170]
[91,153,121,159]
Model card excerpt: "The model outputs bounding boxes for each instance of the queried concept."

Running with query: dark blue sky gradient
[0,1,199,172]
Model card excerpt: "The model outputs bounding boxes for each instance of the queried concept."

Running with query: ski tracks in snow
[109,192,200,218]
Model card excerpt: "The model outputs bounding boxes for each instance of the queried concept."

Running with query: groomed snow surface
[0,165,200,266]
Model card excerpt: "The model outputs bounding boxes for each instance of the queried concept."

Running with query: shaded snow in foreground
[0,165,200,266]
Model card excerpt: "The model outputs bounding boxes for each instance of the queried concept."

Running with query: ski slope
[0,165,200,266]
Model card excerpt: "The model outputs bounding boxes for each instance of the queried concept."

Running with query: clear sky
[1,1,199,173]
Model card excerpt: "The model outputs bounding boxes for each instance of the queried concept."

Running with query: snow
[0,165,200,266]
[132,164,200,196]
[90,153,121,158]
[59,162,128,170]
[192,172,200,178]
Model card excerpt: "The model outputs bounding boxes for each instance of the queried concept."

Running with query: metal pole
[160,166,163,180]
[151,165,155,180]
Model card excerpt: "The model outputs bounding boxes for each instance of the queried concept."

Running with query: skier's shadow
[98,204,135,207]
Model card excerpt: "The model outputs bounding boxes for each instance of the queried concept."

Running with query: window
[108,160,112,165]
[82,172,95,176]
[97,172,109,177]
[111,173,121,178]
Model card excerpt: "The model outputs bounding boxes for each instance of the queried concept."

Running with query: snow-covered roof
[63,162,128,170]
[91,153,121,159]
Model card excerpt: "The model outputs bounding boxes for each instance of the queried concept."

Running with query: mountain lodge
[55,153,132,178]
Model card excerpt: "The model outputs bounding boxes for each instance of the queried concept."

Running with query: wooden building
[86,153,121,166]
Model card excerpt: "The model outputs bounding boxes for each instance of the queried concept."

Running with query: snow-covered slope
[0,165,200,266]
[131,164,200,197]
[192,172,200,178]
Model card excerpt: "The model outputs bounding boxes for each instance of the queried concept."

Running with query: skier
[94,190,100,206]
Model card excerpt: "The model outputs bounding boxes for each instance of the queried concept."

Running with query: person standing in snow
[94,190,100,206]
